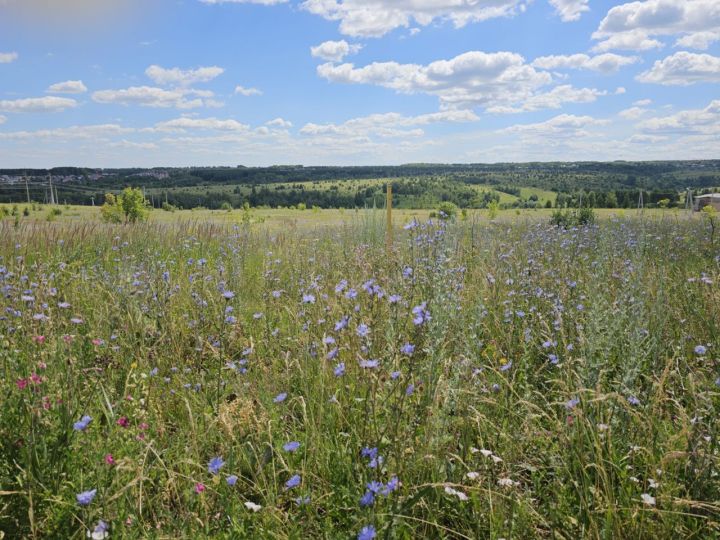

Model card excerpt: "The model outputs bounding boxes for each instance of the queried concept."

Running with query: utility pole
[48,173,55,205]
[24,172,30,204]
[91,196,95,207]
[638,189,644,213]
[386,182,393,252]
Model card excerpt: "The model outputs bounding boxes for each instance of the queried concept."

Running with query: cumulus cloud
[593,0,720,51]
[0,96,77,113]
[317,50,605,112]
[618,107,648,120]
[640,99,720,134]
[154,117,250,132]
[675,31,720,50]
[235,85,263,96]
[92,86,215,108]
[145,65,224,86]
[311,40,362,62]
[502,113,607,136]
[532,53,639,73]
[0,123,134,140]
[266,117,293,128]
[548,0,589,22]
[637,52,720,85]
[0,51,19,63]
[47,80,88,94]
[199,0,287,4]
[301,0,532,38]
[300,109,479,138]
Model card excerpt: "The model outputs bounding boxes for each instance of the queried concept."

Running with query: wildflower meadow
[1,210,718,539]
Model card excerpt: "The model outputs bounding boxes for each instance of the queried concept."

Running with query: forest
[1,161,719,210]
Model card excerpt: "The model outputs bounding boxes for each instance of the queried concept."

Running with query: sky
[0,0,718,167]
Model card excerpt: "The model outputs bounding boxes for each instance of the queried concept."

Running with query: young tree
[101,188,150,224]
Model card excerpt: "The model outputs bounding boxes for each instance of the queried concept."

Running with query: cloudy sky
[0,0,718,167]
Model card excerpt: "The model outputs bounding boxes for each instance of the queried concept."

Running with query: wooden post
[386,182,392,251]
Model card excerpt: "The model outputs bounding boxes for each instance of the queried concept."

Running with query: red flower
[194,483,206,494]
[16,378,28,390]
[117,416,129,428]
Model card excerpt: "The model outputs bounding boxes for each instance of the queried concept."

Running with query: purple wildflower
[283,441,301,452]
[73,415,92,432]
[76,488,97,506]
[285,474,301,489]
[208,456,225,475]
[358,525,376,540]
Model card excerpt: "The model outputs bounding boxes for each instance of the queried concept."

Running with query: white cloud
[0,115,6,124]
[92,86,213,108]
[488,85,607,114]
[146,65,224,86]
[640,99,720,134]
[628,134,668,143]
[108,140,158,150]
[502,114,608,137]
[154,117,250,132]
[618,107,648,120]
[47,80,88,94]
[637,52,720,85]
[634,99,652,106]
[235,85,262,96]
[548,0,589,22]
[532,53,639,73]
[675,31,720,50]
[301,0,531,38]
[266,117,293,128]
[300,109,479,138]
[199,0,287,4]
[317,50,605,112]
[310,40,362,62]
[0,96,77,113]
[0,51,19,63]
[0,124,134,140]
[592,30,663,52]
[593,0,720,51]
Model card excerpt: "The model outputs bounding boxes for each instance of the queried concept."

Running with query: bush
[436,201,458,221]
[220,202,233,212]
[550,207,596,228]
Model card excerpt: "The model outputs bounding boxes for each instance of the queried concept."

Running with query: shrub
[436,202,458,220]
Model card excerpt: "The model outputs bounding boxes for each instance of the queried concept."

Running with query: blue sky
[0,0,718,167]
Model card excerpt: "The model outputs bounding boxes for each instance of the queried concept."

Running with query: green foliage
[22,207,30,217]
[161,201,177,212]
[550,207,596,228]
[101,188,150,224]
[436,201,458,220]
[100,193,124,223]
[487,200,499,219]
[220,201,233,212]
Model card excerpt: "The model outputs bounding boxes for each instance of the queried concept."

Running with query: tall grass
[0,213,718,538]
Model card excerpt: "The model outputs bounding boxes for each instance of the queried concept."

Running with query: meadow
[1,207,718,539]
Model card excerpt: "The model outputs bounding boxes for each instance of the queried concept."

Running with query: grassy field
[0,207,718,539]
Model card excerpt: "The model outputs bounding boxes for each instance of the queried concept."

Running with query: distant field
[0,203,702,229]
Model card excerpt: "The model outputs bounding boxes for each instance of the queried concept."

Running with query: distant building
[693,193,720,212]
